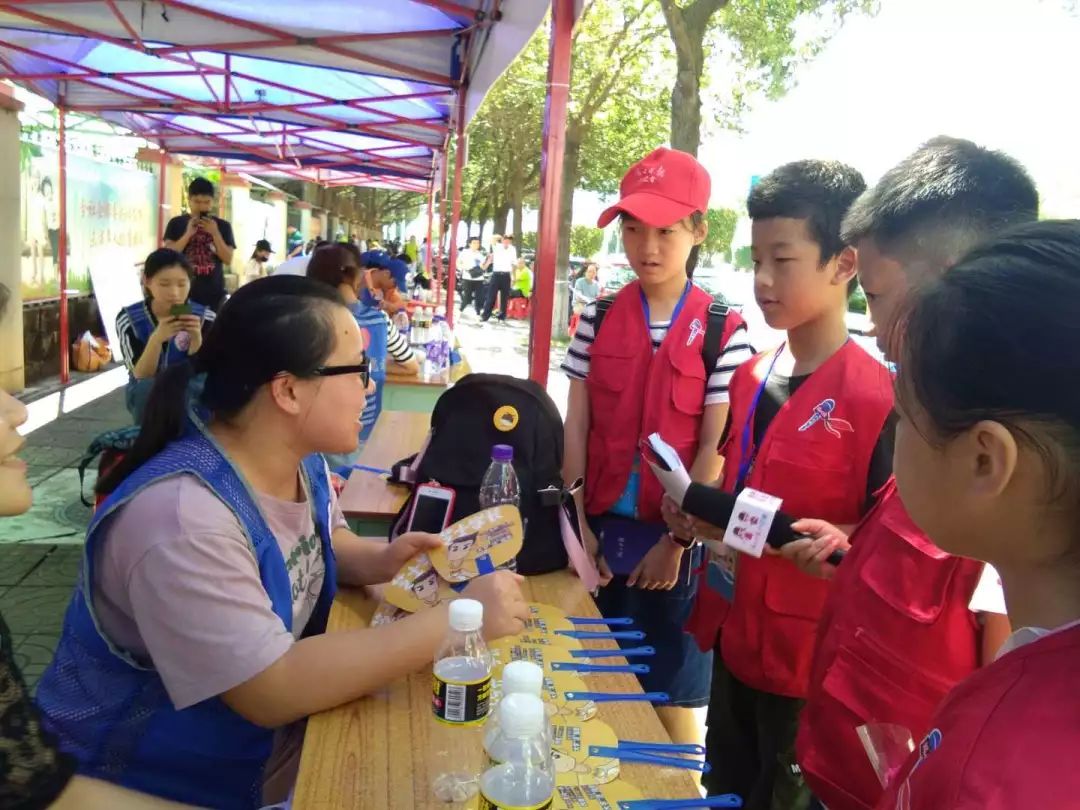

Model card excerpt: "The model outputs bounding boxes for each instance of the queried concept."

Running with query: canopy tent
[0,0,579,386]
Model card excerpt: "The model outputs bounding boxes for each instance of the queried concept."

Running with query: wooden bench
[338,410,431,523]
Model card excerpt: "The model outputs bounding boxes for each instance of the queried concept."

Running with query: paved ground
[2,319,553,690]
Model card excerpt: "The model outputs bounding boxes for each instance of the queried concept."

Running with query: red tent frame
[1,0,575,386]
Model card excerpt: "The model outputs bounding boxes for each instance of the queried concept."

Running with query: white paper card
[968,563,1007,615]
[643,433,692,504]
[722,487,782,558]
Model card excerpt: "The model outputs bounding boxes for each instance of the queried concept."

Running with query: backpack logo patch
[687,318,705,347]
[798,398,854,438]
[493,405,520,432]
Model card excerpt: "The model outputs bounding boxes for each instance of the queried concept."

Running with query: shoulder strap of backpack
[591,295,616,338]
[702,296,732,376]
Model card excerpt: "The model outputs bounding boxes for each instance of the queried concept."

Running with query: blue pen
[616,740,705,756]
[556,630,646,640]
[568,646,655,659]
[565,616,635,626]
[618,797,742,810]
[587,746,710,773]
[551,662,650,675]
[564,691,669,704]
[350,464,390,475]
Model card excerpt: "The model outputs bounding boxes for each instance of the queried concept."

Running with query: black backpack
[389,374,571,575]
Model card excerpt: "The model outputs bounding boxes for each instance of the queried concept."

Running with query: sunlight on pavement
[18,367,127,437]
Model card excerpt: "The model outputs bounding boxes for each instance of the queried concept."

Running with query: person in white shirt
[457,237,486,315]
[481,234,518,322]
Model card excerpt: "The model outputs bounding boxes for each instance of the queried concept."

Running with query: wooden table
[294,571,700,810]
[383,357,471,413]
[339,410,431,522]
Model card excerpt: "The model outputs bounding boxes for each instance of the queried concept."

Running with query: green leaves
[570,226,605,258]
[702,207,740,260]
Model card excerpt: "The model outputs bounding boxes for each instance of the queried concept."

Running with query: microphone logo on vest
[687,318,705,347]
[798,398,854,438]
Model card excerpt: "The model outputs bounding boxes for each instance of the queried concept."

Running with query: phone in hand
[170,303,193,317]
[406,484,456,534]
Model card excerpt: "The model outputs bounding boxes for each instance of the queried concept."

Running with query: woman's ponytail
[96,360,196,495]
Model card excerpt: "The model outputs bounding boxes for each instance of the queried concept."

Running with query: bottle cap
[499,693,546,739]
[492,444,513,462]
[448,598,484,632]
[435,305,447,318]
[501,661,544,698]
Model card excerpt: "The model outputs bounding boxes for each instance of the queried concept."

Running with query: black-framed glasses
[312,362,370,387]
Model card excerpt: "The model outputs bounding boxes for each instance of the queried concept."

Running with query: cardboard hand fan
[553,783,644,809]
[371,601,412,627]
[552,719,621,787]
[383,553,457,613]
[522,603,642,647]
[428,505,523,583]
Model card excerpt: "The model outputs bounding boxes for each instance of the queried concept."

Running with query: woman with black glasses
[35,275,528,809]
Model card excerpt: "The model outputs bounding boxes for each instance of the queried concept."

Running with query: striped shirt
[561,301,754,406]
[116,305,217,375]
[383,313,413,362]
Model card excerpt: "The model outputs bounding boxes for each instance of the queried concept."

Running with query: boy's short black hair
[841,136,1039,270]
[748,160,867,263]
[188,177,215,197]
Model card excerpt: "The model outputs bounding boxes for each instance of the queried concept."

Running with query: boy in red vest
[875,220,1080,810]
[778,138,1036,810]
[681,160,895,807]
[561,147,753,745]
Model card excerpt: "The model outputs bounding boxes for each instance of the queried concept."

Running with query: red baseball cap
[597,147,711,228]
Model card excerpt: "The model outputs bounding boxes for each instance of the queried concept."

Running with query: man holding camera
[164,177,236,310]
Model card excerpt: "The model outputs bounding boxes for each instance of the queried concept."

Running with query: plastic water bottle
[393,308,411,342]
[425,306,453,375]
[478,694,554,810]
[486,661,548,764]
[432,599,493,804]
[479,445,521,571]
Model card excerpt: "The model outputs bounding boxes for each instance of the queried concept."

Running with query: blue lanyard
[736,343,786,491]
[640,281,692,339]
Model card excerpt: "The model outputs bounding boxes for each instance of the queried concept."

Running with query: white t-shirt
[490,244,517,274]
[272,254,310,276]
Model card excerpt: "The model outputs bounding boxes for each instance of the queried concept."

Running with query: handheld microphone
[681,484,845,567]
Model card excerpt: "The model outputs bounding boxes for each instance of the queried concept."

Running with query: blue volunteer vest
[349,300,388,442]
[123,301,209,422]
[36,422,338,809]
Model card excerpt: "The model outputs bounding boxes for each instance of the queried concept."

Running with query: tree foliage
[570,226,605,258]
[702,208,739,260]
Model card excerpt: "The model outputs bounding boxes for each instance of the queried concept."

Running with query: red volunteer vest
[877,623,1080,810]
[685,340,893,697]
[798,479,986,810]
[585,281,743,523]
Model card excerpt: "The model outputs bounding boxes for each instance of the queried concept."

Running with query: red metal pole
[157,148,167,244]
[436,148,449,304]
[446,90,467,329]
[424,182,435,280]
[529,0,574,386]
[58,103,70,383]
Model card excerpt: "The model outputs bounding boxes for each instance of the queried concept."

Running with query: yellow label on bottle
[432,672,491,726]
[478,794,553,810]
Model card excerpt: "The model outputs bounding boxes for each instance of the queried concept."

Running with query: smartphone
[407,484,456,534]
[170,303,193,317]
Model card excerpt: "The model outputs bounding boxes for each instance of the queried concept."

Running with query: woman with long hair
[36,275,526,808]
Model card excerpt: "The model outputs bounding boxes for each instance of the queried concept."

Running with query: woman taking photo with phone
[38,275,527,809]
[117,248,215,423]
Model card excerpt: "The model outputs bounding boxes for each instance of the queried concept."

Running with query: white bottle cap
[499,693,546,739]
[501,661,544,698]
[449,598,484,632]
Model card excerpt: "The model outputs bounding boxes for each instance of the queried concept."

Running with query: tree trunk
[553,124,583,336]
[493,204,510,238]
[670,37,704,155]
[511,185,524,250]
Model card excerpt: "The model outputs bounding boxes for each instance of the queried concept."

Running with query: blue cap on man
[386,258,410,291]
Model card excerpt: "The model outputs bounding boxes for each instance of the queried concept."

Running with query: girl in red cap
[561,147,753,744]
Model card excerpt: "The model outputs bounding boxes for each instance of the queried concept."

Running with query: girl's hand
[627,536,683,590]
[377,532,444,582]
[175,315,203,352]
[461,571,529,641]
[581,523,613,587]
[150,316,187,344]
[782,519,851,580]
[660,494,695,538]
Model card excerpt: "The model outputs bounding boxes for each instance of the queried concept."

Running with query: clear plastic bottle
[486,661,548,764]
[424,306,453,374]
[478,694,554,810]
[479,445,521,572]
[432,599,493,804]
[393,308,411,342]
